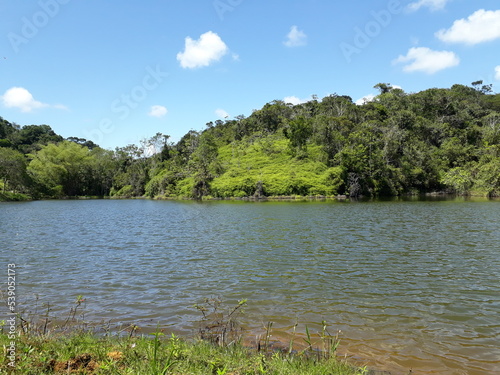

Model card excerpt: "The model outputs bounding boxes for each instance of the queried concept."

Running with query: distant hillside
[1,83,500,201]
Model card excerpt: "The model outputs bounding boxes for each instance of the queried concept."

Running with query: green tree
[87,147,117,195]
[0,117,17,139]
[66,137,99,150]
[10,124,63,153]
[111,144,150,197]
[188,131,220,198]
[284,116,312,157]
[252,100,292,134]
[374,83,393,94]
[481,112,500,146]
[441,167,474,195]
[28,141,95,196]
[0,148,28,193]
[474,155,500,196]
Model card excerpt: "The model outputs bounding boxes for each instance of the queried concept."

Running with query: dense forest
[1,82,500,201]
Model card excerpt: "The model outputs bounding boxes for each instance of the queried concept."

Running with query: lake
[1,198,499,374]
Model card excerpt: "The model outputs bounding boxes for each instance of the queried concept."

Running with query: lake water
[1,198,499,374]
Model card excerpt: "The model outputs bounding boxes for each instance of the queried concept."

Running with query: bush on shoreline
[0,191,31,202]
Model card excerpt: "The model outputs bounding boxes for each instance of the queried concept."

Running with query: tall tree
[283,116,312,157]
[28,141,94,196]
[0,148,28,193]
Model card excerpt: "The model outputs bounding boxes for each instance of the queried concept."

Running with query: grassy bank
[0,330,369,375]
[0,298,370,374]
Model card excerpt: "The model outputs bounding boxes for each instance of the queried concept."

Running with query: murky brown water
[1,198,499,374]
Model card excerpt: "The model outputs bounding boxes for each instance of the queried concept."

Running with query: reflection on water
[1,198,500,374]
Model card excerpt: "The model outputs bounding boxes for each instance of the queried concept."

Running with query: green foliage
[189,131,220,199]
[2,82,500,200]
[177,177,195,198]
[145,168,179,198]
[0,330,364,375]
[0,138,13,147]
[9,124,63,154]
[0,147,29,193]
[482,93,500,112]
[0,297,364,375]
[473,153,500,197]
[111,184,135,197]
[27,141,116,197]
[27,141,93,197]
[0,191,31,201]
[211,137,341,197]
[284,115,313,157]
[441,167,474,194]
[0,116,18,140]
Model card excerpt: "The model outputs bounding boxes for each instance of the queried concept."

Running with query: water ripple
[1,198,500,374]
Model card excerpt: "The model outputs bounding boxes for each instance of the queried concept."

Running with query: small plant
[64,295,86,325]
[304,325,313,353]
[41,303,51,336]
[289,320,298,354]
[194,297,247,347]
[320,320,341,359]
[263,321,273,352]
[149,326,177,375]
[127,323,139,339]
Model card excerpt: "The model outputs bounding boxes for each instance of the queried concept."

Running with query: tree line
[1,82,499,201]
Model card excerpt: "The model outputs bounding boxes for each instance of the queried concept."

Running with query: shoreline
[5,191,499,203]
[0,314,394,375]
[0,296,398,374]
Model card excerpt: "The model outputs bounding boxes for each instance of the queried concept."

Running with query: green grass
[1,298,370,374]
[0,330,368,374]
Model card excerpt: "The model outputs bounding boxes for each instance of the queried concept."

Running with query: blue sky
[1,0,500,150]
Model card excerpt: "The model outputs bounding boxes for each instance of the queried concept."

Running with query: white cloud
[393,47,460,74]
[53,104,69,110]
[0,87,67,112]
[436,9,500,45]
[284,26,307,47]
[215,108,229,118]
[148,105,168,118]
[495,66,500,81]
[355,94,376,106]
[407,0,450,12]
[177,31,228,69]
[283,96,311,105]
